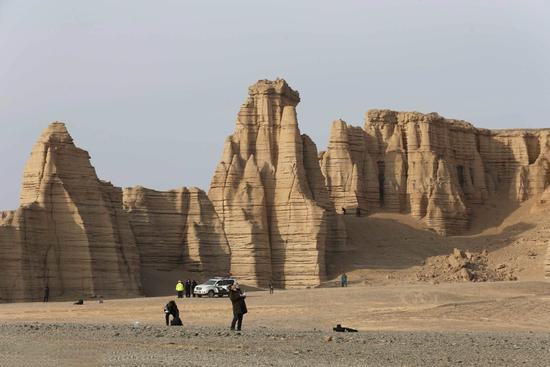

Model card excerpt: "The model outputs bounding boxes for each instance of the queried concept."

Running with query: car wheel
[208,290,215,298]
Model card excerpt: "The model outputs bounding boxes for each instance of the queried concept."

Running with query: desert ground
[2,197,550,366]
[2,205,548,367]
[1,281,550,366]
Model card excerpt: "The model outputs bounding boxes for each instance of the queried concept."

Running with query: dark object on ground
[164,300,181,326]
[333,324,357,332]
[170,317,183,326]
[73,299,84,305]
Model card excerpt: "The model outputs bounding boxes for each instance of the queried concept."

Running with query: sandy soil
[1,282,550,366]
[334,196,550,285]
[3,190,550,366]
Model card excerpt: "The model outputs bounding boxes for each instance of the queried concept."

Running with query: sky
[1,1,549,210]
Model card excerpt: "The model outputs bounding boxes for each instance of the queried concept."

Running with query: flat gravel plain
[0,323,549,367]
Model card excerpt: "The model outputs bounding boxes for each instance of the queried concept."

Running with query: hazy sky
[1,1,549,210]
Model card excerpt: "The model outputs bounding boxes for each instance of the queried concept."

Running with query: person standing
[191,280,197,297]
[176,280,184,298]
[229,284,247,331]
[43,286,49,303]
[268,281,274,294]
[341,273,348,287]
[185,279,191,298]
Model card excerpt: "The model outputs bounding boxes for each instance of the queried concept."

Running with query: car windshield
[204,280,217,285]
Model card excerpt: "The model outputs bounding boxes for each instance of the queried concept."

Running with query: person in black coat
[43,286,49,303]
[185,279,192,298]
[164,300,182,326]
[191,280,197,297]
[229,284,247,331]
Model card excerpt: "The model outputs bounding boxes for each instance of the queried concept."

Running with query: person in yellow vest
[176,280,184,298]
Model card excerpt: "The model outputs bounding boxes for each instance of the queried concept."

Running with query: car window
[218,280,234,286]
[204,280,216,285]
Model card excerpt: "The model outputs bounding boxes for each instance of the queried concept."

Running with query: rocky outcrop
[321,110,550,235]
[122,186,230,275]
[4,81,550,298]
[416,248,517,283]
[209,79,346,288]
[0,123,142,302]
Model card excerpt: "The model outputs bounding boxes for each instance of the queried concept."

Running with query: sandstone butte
[208,79,347,288]
[320,111,550,235]
[1,79,550,302]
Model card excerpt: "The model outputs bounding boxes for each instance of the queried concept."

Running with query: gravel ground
[0,323,549,367]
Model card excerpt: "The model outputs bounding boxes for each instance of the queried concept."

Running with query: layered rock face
[320,110,550,235]
[122,186,230,275]
[0,123,142,302]
[209,79,346,288]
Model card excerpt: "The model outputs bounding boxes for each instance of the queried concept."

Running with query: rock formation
[122,186,230,275]
[320,110,550,235]
[0,123,142,302]
[4,81,550,300]
[209,79,346,288]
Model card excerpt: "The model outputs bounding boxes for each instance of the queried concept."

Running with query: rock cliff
[320,110,550,235]
[0,123,142,302]
[3,81,550,299]
[209,79,346,288]
[122,186,230,275]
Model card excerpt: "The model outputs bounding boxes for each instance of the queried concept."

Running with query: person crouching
[164,300,182,326]
[229,284,247,331]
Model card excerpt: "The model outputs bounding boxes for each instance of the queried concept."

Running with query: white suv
[193,277,236,298]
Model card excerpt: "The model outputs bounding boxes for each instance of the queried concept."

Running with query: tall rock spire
[209,79,346,287]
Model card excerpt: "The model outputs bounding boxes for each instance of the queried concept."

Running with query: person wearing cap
[176,280,184,298]
[228,283,247,331]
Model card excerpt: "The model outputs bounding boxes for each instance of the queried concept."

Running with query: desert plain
[1,281,550,367]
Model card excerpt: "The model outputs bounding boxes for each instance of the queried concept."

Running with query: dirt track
[1,282,550,366]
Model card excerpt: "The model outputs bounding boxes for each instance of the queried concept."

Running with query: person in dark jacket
[341,273,348,287]
[43,286,49,303]
[185,279,192,298]
[191,280,197,297]
[229,284,247,331]
[164,300,182,326]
